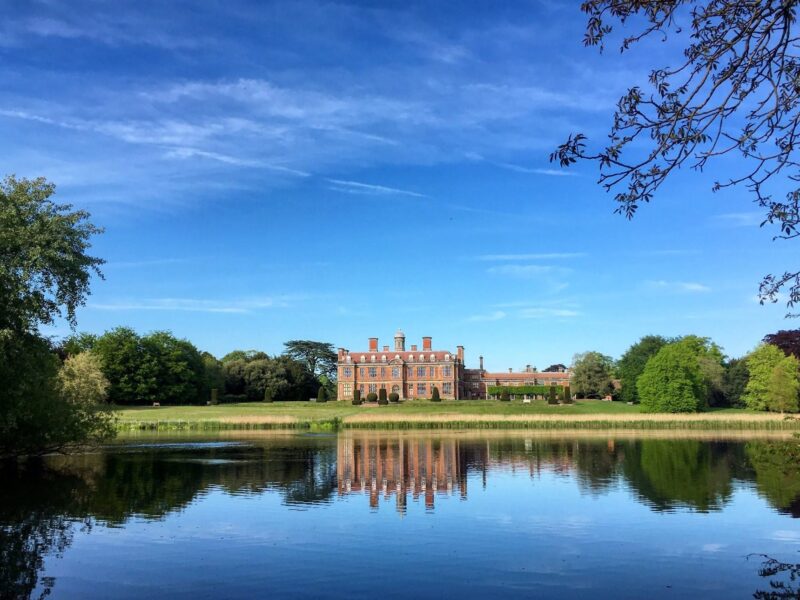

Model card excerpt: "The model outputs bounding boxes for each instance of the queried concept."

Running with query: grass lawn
[114,399,788,432]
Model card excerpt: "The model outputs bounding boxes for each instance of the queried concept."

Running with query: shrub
[367,392,378,403]
[548,386,558,405]
[378,388,387,404]
[317,387,328,403]
[431,387,441,402]
[352,389,362,406]
[389,392,400,403]
[562,385,573,404]
[263,388,273,403]
[499,389,511,402]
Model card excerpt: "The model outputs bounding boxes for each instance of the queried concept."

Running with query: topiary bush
[263,388,273,403]
[367,392,378,403]
[378,388,388,404]
[562,385,573,404]
[317,387,327,403]
[547,386,558,405]
[389,392,400,403]
[500,389,510,402]
[431,387,441,402]
[352,389,362,405]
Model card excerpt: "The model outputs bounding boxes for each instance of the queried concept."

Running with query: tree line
[570,330,800,413]
[59,330,339,406]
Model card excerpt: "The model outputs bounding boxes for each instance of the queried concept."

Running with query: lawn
[113,399,789,432]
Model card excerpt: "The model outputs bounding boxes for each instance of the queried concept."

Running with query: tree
[617,335,668,403]
[744,344,794,410]
[0,175,111,458]
[378,388,387,404]
[767,357,800,414]
[202,352,225,401]
[722,357,750,408]
[0,176,104,332]
[283,340,337,378]
[543,364,567,372]
[93,327,154,404]
[548,386,558,405]
[550,2,800,314]
[58,352,109,405]
[317,386,328,403]
[637,341,707,412]
[571,351,614,398]
[352,389,362,405]
[431,386,441,402]
[58,332,98,358]
[763,329,800,359]
[221,350,268,363]
[141,331,205,405]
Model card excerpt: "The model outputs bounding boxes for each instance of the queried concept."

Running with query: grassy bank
[114,400,800,432]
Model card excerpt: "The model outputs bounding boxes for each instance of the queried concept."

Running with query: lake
[3,431,800,599]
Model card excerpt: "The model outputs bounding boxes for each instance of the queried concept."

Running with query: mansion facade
[336,330,571,401]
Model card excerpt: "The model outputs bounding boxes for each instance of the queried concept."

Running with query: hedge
[487,385,566,397]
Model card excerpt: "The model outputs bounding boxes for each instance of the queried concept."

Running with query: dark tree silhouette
[764,329,800,358]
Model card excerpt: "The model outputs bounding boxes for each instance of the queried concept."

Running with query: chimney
[383,345,389,351]
[422,336,432,351]
[411,344,418,351]
[369,337,378,352]
[479,356,484,371]
[508,368,513,373]
[457,345,464,362]
[394,329,406,351]
[526,364,531,373]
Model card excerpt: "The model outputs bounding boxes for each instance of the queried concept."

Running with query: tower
[394,329,406,351]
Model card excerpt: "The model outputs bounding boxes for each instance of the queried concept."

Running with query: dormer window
[445,354,450,361]
[360,355,366,362]
[381,355,387,362]
[370,355,376,362]
[430,353,435,362]
[408,354,414,361]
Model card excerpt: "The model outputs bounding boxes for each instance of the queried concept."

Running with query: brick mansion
[336,330,570,401]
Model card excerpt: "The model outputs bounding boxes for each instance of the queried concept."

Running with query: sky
[1,0,794,370]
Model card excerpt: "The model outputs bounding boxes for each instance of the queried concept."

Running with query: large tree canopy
[617,335,669,403]
[551,1,800,314]
[283,340,337,378]
[0,175,104,332]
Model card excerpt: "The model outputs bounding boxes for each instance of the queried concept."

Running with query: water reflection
[2,433,800,599]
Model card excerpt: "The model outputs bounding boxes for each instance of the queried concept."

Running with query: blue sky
[1,0,793,370]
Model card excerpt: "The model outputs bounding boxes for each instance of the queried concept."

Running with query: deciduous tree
[571,351,615,398]
[617,335,668,403]
[637,341,707,412]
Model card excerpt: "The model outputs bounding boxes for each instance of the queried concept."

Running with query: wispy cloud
[647,280,712,293]
[518,307,581,319]
[478,253,585,261]
[466,310,507,322]
[487,264,562,278]
[714,212,763,227]
[105,258,192,269]
[89,296,295,314]
[326,178,426,198]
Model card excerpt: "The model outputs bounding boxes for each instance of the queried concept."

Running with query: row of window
[342,366,454,379]
[353,353,451,363]
[351,382,454,396]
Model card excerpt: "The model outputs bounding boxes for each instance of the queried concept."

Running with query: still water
[3,431,800,599]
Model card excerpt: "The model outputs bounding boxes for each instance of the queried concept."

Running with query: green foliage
[263,387,273,403]
[389,392,400,403]
[548,386,558,405]
[367,392,378,403]
[500,389,510,402]
[221,350,269,363]
[766,356,800,413]
[93,328,206,405]
[0,176,104,333]
[488,385,564,397]
[617,335,668,403]
[58,352,109,405]
[571,351,614,398]
[378,389,388,405]
[59,332,98,358]
[431,387,441,402]
[722,358,749,408]
[352,389,362,405]
[562,385,573,404]
[637,341,707,412]
[744,344,794,411]
[283,340,337,378]
[763,329,800,359]
[317,387,328,403]
[202,353,225,401]
[0,332,115,459]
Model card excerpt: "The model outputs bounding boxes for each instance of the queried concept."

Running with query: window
[392,367,400,379]
[408,354,414,361]
[343,367,352,378]
[445,354,450,360]
[443,383,452,394]
[381,355,387,362]
[417,366,426,377]
[442,366,452,377]
[343,383,352,396]
[380,367,386,377]
[430,353,435,362]
[369,384,377,393]
[359,368,365,377]
[417,383,427,395]
[407,367,413,377]
[359,384,365,393]
[429,366,435,377]
[391,385,400,393]
[361,355,366,362]
[368,367,377,378]
[408,384,414,396]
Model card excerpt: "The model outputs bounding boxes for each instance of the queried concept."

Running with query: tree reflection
[750,554,800,599]
[746,442,800,517]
